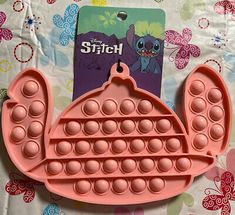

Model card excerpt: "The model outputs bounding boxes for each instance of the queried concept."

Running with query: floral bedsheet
[0,0,235,215]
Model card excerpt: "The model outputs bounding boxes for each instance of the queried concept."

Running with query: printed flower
[24,14,41,31]
[5,172,43,203]
[0,88,7,99]
[53,86,71,111]
[212,32,227,49]
[224,52,235,83]
[43,203,64,215]
[0,0,7,4]
[92,0,107,6]
[53,4,79,46]
[99,11,117,27]
[37,28,69,68]
[135,21,164,39]
[167,193,194,215]
[180,0,205,21]
[0,11,13,42]
[0,59,12,73]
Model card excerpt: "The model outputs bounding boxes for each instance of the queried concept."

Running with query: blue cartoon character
[126,24,163,74]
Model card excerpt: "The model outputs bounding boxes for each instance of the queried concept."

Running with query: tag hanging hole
[117,59,123,73]
[117,11,128,21]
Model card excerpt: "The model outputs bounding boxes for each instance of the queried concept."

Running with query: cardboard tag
[73,6,165,100]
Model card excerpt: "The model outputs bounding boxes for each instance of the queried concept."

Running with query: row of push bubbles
[11,121,43,142]
[55,137,182,156]
[190,80,223,104]
[189,81,225,150]
[74,177,166,195]
[190,98,224,122]
[46,156,191,177]
[64,118,172,136]
[83,99,154,116]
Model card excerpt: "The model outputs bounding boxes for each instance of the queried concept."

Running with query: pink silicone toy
[2,63,232,205]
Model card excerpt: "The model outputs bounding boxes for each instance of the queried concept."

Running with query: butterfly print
[5,172,43,203]
[0,11,13,42]
[202,171,235,215]
[165,28,200,70]
[214,0,235,16]
[205,149,235,181]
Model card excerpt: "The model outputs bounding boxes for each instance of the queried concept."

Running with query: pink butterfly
[165,28,200,70]
[202,171,235,215]
[205,149,235,181]
[114,207,144,215]
[214,0,235,16]
[5,172,43,203]
[0,11,13,42]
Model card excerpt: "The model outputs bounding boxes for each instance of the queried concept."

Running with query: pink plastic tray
[2,63,232,205]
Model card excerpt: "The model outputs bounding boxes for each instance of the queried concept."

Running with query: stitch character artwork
[126,24,162,74]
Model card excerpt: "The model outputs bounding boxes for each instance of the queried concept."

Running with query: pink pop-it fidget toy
[2,63,232,205]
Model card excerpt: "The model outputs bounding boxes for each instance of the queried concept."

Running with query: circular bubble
[176,157,191,172]
[190,80,205,95]
[120,99,135,115]
[166,138,181,152]
[148,138,163,153]
[156,119,171,133]
[84,160,100,174]
[28,121,43,137]
[139,158,155,172]
[138,100,153,114]
[192,116,207,131]
[29,100,45,117]
[93,140,109,154]
[83,100,99,115]
[138,119,153,133]
[102,120,117,134]
[111,139,127,153]
[120,120,136,134]
[158,158,173,172]
[208,88,222,103]
[191,97,206,113]
[131,178,146,193]
[75,180,91,194]
[12,105,27,122]
[56,141,72,155]
[23,141,39,157]
[65,121,80,136]
[112,179,128,194]
[84,121,100,135]
[193,134,208,149]
[75,140,90,154]
[149,178,165,192]
[102,99,117,115]
[47,161,63,175]
[66,161,81,175]
[210,124,224,140]
[103,159,118,173]
[22,80,38,97]
[121,159,136,173]
[94,179,109,194]
[11,126,26,142]
[130,139,145,153]
[209,106,224,121]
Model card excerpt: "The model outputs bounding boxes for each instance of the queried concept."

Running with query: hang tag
[73,6,165,100]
